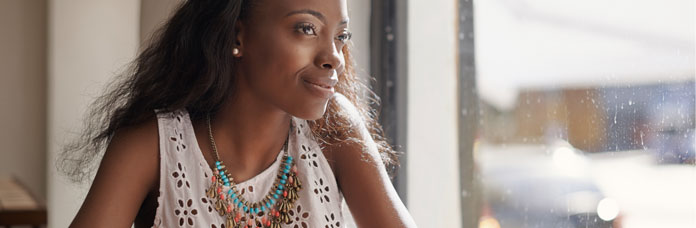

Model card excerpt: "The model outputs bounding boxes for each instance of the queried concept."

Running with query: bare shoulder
[321,93,382,174]
[71,116,160,227]
[102,116,160,183]
[323,93,416,227]
[331,92,367,128]
[108,116,160,162]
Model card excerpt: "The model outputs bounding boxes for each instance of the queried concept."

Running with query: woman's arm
[70,118,160,227]
[324,94,417,228]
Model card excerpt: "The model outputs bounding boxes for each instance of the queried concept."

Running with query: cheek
[245,34,312,78]
[239,32,330,119]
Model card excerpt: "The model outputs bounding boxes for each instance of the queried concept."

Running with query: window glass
[474,1,695,227]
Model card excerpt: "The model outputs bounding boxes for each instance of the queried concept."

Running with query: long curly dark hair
[59,0,398,184]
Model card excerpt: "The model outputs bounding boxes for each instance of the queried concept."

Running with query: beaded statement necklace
[205,115,302,228]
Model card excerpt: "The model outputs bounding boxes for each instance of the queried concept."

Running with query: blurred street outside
[589,150,696,228]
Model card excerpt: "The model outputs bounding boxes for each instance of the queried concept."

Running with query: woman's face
[236,0,351,120]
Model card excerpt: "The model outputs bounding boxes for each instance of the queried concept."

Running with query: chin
[289,102,329,121]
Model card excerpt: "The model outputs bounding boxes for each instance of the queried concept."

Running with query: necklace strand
[206,115,288,162]
[205,114,302,228]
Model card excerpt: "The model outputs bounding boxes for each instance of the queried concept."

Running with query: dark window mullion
[458,0,480,226]
[370,0,409,205]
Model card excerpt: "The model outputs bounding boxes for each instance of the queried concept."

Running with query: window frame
[457,0,480,226]
[369,0,409,204]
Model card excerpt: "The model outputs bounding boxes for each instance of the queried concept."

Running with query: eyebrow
[285,9,349,26]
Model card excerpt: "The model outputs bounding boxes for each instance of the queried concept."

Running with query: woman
[64,0,416,227]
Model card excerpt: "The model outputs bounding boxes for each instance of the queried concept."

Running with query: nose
[314,41,344,71]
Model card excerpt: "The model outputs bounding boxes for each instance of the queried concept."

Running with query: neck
[208,85,292,175]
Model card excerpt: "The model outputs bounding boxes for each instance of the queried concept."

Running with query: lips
[303,78,337,89]
[302,77,337,99]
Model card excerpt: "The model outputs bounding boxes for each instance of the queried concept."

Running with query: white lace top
[152,110,345,228]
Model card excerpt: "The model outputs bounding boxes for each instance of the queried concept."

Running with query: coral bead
[291,165,297,173]
[289,176,294,184]
[212,176,216,182]
[283,191,288,197]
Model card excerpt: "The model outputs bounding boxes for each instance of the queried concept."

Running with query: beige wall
[47,1,141,227]
[139,0,182,44]
[0,0,47,201]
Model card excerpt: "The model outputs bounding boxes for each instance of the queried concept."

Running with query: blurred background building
[474,1,695,227]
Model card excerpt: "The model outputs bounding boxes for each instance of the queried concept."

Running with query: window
[473,1,695,228]
[376,0,695,227]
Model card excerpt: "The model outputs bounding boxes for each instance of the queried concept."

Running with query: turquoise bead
[273,194,279,199]
[285,164,291,169]
[227,189,233,195]
[280,179,286,184]
[283,169,289,174]
[219,171,224,176]
[224,183,230,187]
[278,184,284,190]
[231,193,236,198]
[261,206,266,211]
[243,206,248,212]
[276,189,281,194]
[270,199,276,204]
[266,202,271,208]
[234,198,239,204]
[215,161,221,165]
[281,175,287,180]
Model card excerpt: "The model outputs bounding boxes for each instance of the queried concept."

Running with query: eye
[336,31,353,43]
[295,23,317,36]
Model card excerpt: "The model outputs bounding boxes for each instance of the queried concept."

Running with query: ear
[234,21,245,56]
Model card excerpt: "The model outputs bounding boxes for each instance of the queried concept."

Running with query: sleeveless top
[152,110,345,228]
